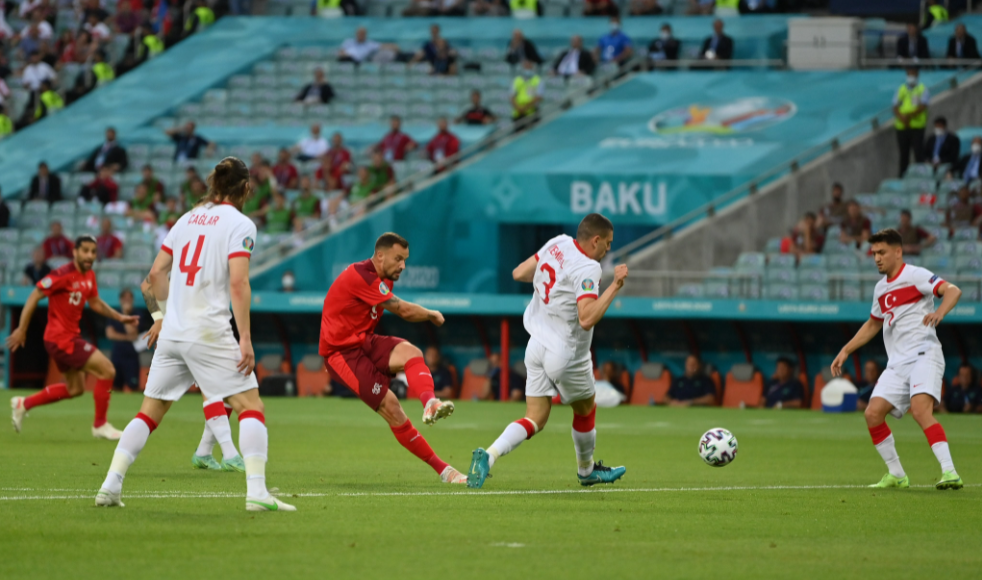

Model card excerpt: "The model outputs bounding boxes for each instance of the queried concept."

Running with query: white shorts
[144,339,258,402]
[524,337,595,403]
[872,349,945,418]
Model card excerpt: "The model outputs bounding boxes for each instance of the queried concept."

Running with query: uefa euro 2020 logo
[648,97,796,136]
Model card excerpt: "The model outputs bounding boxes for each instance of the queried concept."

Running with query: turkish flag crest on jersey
[878,285,923,325]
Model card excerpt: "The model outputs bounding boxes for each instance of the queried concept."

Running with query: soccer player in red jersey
[7,235,140,439]
[320,232,466,484]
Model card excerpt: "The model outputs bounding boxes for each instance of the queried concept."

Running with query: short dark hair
[576,213,613,242]
[776,357,794,369]
[804,211,816,220]
[375,232,408,251]
[119,288,134,299]
[832,182,843,192]
[75,234,97,248]
[868,228,903,247]
[935,116,947,127]
[900,209,912,218]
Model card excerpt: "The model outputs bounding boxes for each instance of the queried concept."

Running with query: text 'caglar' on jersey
[158,202,257,346]
[523,234,602,363]
[870,263,945,367]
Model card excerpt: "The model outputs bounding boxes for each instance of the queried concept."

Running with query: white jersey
[523,234,603,362]
[158,202,257,346]
[870,263,945,367]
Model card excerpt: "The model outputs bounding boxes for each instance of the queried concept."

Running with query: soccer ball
[698,428,738,467]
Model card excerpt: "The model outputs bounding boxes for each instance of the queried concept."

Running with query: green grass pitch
[2,391,980,580]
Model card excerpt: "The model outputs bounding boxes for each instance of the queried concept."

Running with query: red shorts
[45,338,97,373]
[323,335,405,410]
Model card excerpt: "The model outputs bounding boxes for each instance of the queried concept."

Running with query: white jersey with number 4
[870,263,945,367]
[523,234,602,362]
[159,202,257,346]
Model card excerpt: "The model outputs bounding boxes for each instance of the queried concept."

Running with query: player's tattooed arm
[141,275,161,315]
[381,294,445,326]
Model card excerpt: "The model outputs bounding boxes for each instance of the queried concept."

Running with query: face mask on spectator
[610,22,619,32]
[973,143,982,154]
[522,68,534,78]
[906,75,918,86]
[660,31,671,41]
[934,128,945,137]
[282,274,295,289]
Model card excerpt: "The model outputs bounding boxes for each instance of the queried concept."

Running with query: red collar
[886,262,906,283]
[573,239,591,258]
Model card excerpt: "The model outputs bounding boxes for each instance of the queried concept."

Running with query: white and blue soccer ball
[698,428,738,467]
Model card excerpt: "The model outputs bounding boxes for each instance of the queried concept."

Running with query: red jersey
[96,233,123,260]
[316,148,351,184]
[319,259,394,354]
[426,131,460,163]
[42,235,74,260]
[37,263,99,352]
[378,131,416,162]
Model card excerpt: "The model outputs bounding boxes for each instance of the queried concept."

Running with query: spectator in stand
[425,346,456,399]
[923,116,960,169]
[0,104,14,140]
[140,164,165,197]
[595,17,633,66]
[554,35,596,77]
[17,23,46,57]
[701,19,734,61]
[583,0,619,17]
[943,364,982,413]
[186,176,207,209]
[106,288,141,392]
[739,0,771,13]
[665,354,716,407]
[280,270,296,292]
[316,132,351,190]
[509,0,538,17]
[21,246,51,285]
[79,166,119,205]
[855,359,881,411]
[426,117,460,166]
[428,38,457,76]
[505,29,542,67]
[84,12,112,41]
[42,220,73,259]
[482,352,525,401]
[180,166,203,202]
[32,78,63,120]
[648,23,680,63]
[629,0,662,15]
[597,361,626,395]
[165,121,214,163]
[21,50,55,91]
[511,59,543,121]
[839,200,871,246]
[61,30,94,65]
[157,196,181,229]
[337,27,397,64]
[471,0,508,16]
[403,0,466,16]
[28,161,62,202]
[456,89,497,125]
[292,176,320,230]
[376,115,417,162]
[183,0,216,38]
[292,123,329,161]
[348,166,375,206]
[127,183,156,221]
[272,148,299,189]
[367,150,396,191]
[686,0,713,15]
[953,136,982,182]
[945,186,982,230]
[95,216,123,260]
[0,194,9,228]
[761,357,804,409]
[897,209,936,255]
[787,211,824,257]
[82,128,129,172]
[113,1,139,34]
[260,192,293,233]
[816,183,847,231]
[946,23,980,60]
[897,22,930,61]
[295,67,334,105]
[81,0,109,25]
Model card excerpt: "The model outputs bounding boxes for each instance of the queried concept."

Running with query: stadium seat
[460,359,489,401]
[709,370,722,404]
[811,366,836,410]
[629,362,671,406]
[722,364,763,408]
[296,354,328,397]
[798,372,810,407]
[255,354,289,383]
[735,252,766,272]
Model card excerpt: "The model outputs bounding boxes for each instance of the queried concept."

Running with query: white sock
[101,418,151,493]
[875,435,906,478]
[207,415,240,459]
[239,417,269,499]
[487,420,536,469]
[572,428,596,477]
[195,422,217,457]
[931,442,956,473]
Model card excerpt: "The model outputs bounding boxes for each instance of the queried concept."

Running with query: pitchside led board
[254,70,957,294]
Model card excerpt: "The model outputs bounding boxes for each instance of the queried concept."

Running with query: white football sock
[101,418,151,493]
[572,428,596,477]
[208,415,240,459]
[875,434,906,478]
[487,420,536,468]
[195,422,217,457]
[239,417,269,499]
[931,442,956,473]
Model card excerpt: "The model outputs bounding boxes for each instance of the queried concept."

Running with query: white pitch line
[1,483,977,502]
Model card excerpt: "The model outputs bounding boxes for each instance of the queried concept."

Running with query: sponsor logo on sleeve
[929,274,939,283]
[581,279,595,292]
[40,277,52,289]
[242,237,255,253]
[379,282,390,295]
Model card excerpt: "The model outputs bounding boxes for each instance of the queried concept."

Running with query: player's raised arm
[229,256,255,375]
[88,295,140,325]
[924,281,961,327]
[830,317,883,377]
[512,255,538,283]
[381,294,445,326]
[4,287,44,351]
[577,264,628,331]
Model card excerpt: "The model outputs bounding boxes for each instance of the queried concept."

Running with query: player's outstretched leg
[865,398,909,489]
[469,397,551,489]
[910,394,963,490]
[96,400,170,507]
[393,346,454,426]
[378,391,466,484]
[570,400,625,486]
[87,352,123,440]
[11,383,71,433]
